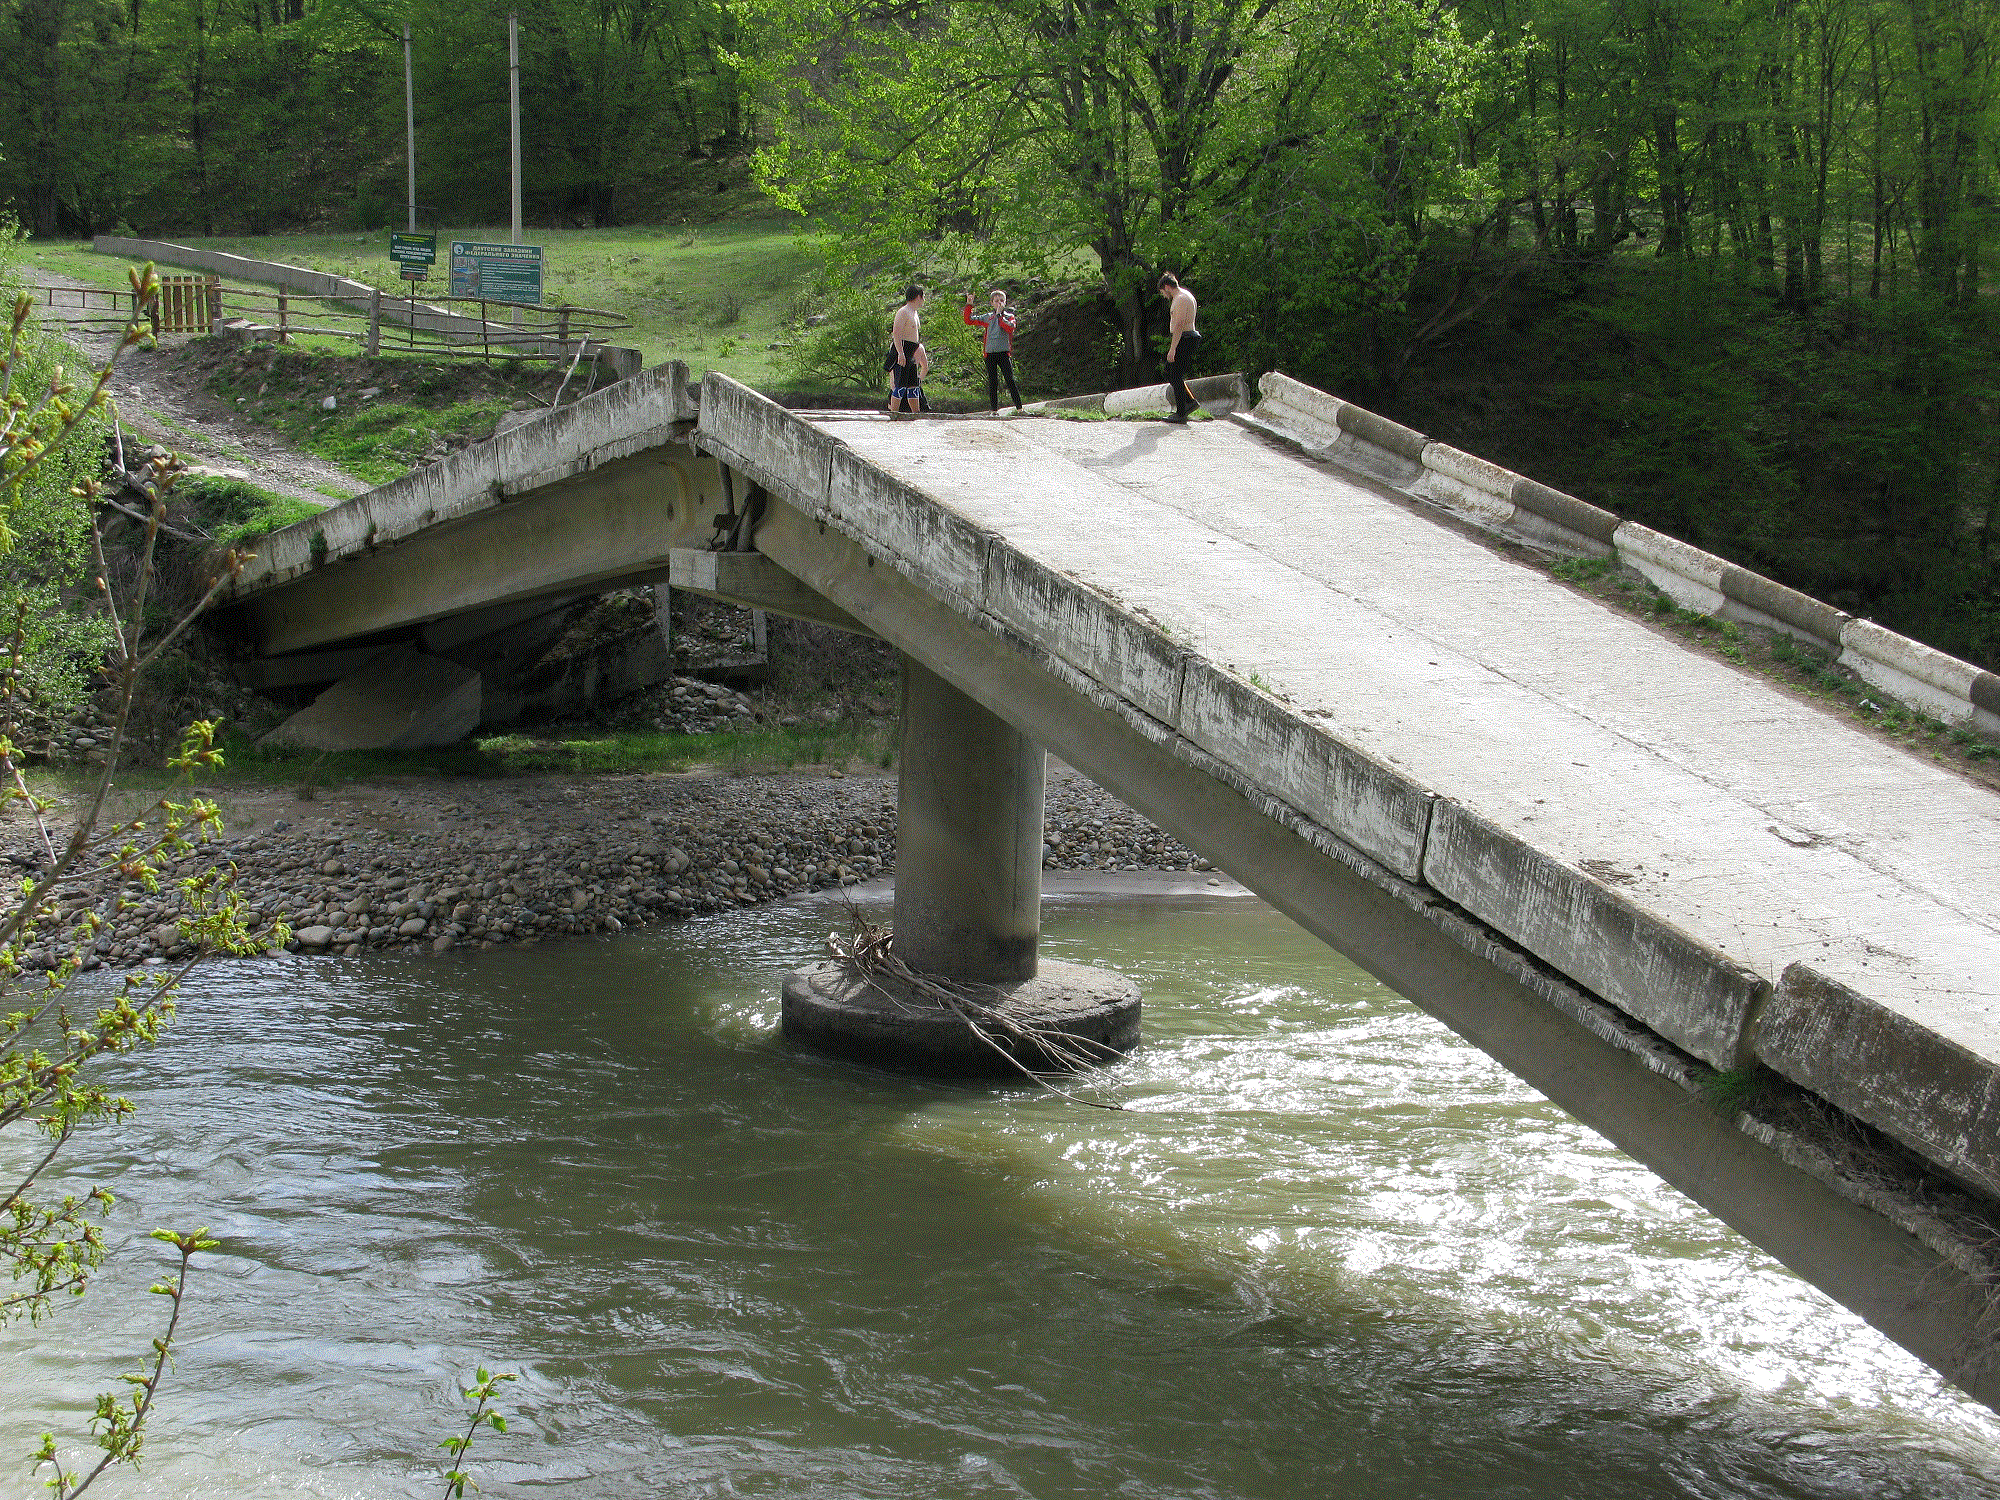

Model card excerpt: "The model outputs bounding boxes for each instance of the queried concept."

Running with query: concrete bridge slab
[793,407,2000,1205]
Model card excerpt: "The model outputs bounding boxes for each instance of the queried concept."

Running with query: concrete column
[892,657,1044,982]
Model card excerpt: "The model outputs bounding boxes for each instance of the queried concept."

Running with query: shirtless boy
[1158,273,1201,424]
[888,286,927,416]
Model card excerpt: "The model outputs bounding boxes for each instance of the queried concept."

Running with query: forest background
[1,0,1995,668]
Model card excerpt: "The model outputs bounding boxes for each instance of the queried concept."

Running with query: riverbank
[7,763,1209,971]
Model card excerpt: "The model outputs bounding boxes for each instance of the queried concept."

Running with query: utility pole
[508,12,522,246]
[403,23,417,232]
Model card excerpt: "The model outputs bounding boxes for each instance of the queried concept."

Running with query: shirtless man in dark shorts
[888,285,927,417]
[1158,273,1201,424]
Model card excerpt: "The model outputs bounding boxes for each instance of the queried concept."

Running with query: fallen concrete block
[260,645,480,750]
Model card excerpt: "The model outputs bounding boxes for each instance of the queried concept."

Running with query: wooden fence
[213,283,630,364]
[23,277,630,367]
[16,280,152,331]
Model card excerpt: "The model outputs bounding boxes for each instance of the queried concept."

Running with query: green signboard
[389,231,436,266]
[449,241,543,305]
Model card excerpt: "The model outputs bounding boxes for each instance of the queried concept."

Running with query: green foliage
[440,1368,516,1500]
[0,0,753,238]
[1697,1066,1780,1120]
[783,282,986,396]
[220,717,897,782]
[0,246,139,715]
[30,1227,217,1499]
[1,276,284,1499]
[741,0,1328,375]
[1550,556,1615,583]
[180,476,326,545]
[784,287,898,390]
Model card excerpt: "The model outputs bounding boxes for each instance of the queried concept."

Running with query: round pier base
[781,959,1141,1078]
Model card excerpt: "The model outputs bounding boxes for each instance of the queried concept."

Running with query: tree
[742,0,1334,379]
[1,255,273,1495]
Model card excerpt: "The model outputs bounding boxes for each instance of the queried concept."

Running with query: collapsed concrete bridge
[210,361,2000,1409]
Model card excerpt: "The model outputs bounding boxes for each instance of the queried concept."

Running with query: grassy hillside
[21,198,821,391]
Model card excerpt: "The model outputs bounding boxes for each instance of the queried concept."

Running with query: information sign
[448,241,543,305]
[389,231,437,267]
[400,266,429,282]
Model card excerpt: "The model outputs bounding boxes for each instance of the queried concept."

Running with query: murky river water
[4,881,1997,1498]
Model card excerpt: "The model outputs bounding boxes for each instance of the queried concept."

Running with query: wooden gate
[154,274,220,334]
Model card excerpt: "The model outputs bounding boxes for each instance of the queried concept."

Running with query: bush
[783,283,984,397]
[0,251,118,712]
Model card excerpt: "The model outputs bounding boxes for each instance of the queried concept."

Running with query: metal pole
[403,24,417,232]
[508,12,522,246]
[509,11,523,333]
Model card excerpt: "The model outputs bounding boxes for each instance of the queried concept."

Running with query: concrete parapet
[1756,963,2000,1202]
[1029,372,1249,418]
[1718,564,1849,646]
[1510,477,1620,549]
[1411,442,1516,528]
[1241,371,1346,451]
[696,371,839,503]
[260,645,479,749]
[1246,371,2000,741]
[1102,382,1176,416]
[981,539,1186,726]
[1242,372,1615,547]
[1175,662,1433,884]
[226,360,696,602]
[1841,619,2000,738]
[1614,523,1730,615]
[1422,800,1768,1070]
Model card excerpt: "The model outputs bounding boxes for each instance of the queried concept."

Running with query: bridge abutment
[781,656,1140,1077]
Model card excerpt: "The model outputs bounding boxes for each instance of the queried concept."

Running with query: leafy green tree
[1,257,276,1496]
[742,0,1331,378]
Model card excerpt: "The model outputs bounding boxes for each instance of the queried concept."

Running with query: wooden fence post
[278,290,289,344]
[367,287,382,356]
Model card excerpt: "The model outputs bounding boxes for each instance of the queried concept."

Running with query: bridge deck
[806,410,2000,1187]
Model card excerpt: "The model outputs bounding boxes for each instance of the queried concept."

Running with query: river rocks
[5,766,1201,970]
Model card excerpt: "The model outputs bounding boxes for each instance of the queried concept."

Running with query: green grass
[204,349,548,486]
[211,719,895,785]
[304,396,520,487]
[1697,1065,1780,1118]
[178,476,327,544]
[48,202,821,392]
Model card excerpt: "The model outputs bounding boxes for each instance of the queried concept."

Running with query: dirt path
[32,272,366,507]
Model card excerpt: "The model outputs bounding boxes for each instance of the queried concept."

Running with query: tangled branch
[822,907,1126,1108]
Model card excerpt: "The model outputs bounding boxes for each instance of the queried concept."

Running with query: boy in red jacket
[963,288,1024,413]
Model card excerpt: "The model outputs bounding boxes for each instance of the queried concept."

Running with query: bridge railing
[1241,371,2000,746]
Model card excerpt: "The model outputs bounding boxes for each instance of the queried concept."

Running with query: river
[3,879,1996,1498]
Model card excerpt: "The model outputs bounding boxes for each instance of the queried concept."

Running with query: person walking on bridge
[1158,273,1201,424]
[887,286,929,418]
[963,288,1024,413]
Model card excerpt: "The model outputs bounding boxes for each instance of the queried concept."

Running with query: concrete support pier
[782,659,1140,1076]
[892,660,1045,981]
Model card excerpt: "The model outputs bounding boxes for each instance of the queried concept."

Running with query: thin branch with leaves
[441,1367,516,1498]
